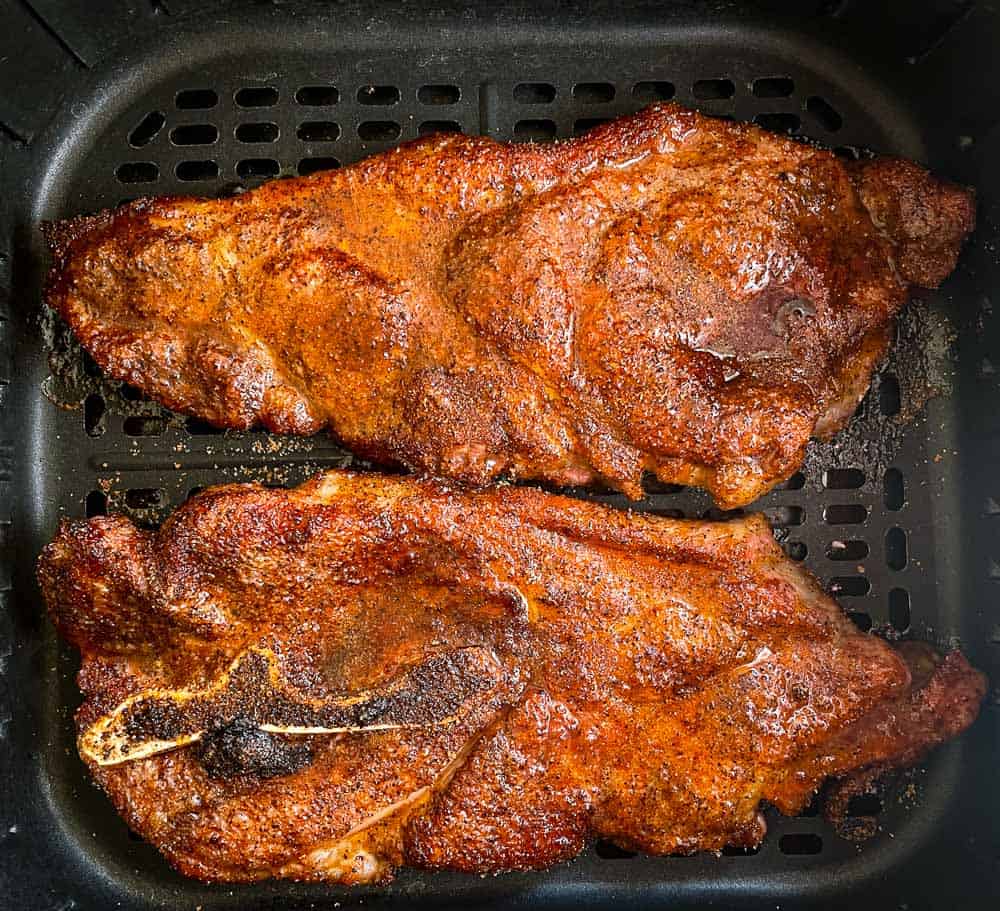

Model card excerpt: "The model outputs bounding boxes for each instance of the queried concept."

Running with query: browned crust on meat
[37,472,986,881]
[852,157,976,288]
[44,105,975,508]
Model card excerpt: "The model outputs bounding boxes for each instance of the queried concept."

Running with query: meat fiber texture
[37,473,985,882]
[44,104,975,508]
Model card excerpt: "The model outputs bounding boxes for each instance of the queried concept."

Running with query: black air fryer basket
[1,1,998,908]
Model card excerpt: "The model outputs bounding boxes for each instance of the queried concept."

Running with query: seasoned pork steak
[44,105,974,506]
[38,473,985,882]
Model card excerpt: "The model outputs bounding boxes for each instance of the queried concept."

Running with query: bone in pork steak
[37,472,985,882]
[43,105,975,507]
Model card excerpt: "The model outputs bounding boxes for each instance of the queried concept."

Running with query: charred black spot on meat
[78,644,515,766]
[196,717,315,781]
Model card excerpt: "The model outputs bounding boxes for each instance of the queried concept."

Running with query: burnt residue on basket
[803,297,958,481]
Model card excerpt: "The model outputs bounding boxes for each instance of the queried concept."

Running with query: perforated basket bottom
[18,21,978,908]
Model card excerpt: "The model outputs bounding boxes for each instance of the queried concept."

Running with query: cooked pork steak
[44,105,974,507]
[38,473,985,882]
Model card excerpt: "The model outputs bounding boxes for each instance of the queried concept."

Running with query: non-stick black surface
[1,2,998,909]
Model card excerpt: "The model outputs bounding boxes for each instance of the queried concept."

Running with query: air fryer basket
[1,1,998,908]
